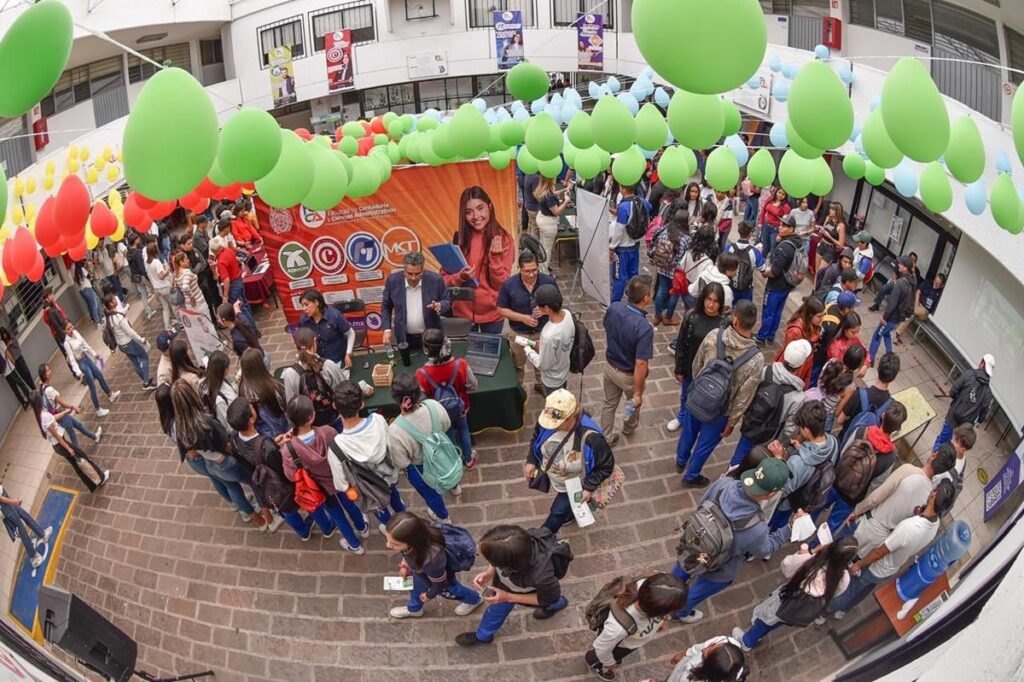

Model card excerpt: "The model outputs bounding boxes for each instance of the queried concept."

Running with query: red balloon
[42,241,64,258]
[148,199,176,220]
[9,227,39,276]
[295,127,313,140]
[195,177,220,198]
[34,197,61,248]
[134,194,157,210]
[67,240,88,262]
[26,253,44,282]
[124,193,152,230]
[0,281,4,299]
[90,201,119,238]
[241,182,255,191]
[370,116,386,134]
[360,121,372,135]
[223,183,243,201]
[335,126,345,141]
[2,243,16,281]
[357,137,374,156]
[55,175,92,237]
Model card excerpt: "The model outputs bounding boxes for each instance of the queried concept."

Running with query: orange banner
[254,160,519,335]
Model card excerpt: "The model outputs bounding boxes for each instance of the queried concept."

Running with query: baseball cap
[852,231,872,243]
[898,255,914,269]
[742,458,791,496]
[783,339,812,369]
[982,353,995,376]
[837,291,859,309]
[219,210,235,221]
[534,284,562,310]
[538,389,578,430]
[780,214,797,228]
[156,330,172,352]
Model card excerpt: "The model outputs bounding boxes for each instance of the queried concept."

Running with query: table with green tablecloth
[348,339,526,434]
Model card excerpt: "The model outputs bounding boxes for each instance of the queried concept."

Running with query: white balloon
[607,76,621,93]
[616,92,640,116]
[472,98,487,113]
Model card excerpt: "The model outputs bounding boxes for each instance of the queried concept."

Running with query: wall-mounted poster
[268,46,297,107]
[494,10,524,70]
[325,29,355,92]
[407,51,448,79]
[577,13,603,71]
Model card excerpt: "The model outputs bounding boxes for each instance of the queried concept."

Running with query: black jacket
[128,247,147,278]
[491,527,563,609]
[767,235,802,291]
[883,272,917,323]
[526,413,614,493]
[675,311,724,377]
[947,368,992,426]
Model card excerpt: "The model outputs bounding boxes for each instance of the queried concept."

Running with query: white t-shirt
[40,410,66,446]
[525,310,575,389]
[42,385,61,412]
[146,257,172,293]
[790,207,817,236]
[0,341,13,377]
[591,579,665,666]
[870,515,939,579]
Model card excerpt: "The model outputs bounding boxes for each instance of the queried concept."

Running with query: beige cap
[538,389,579,430]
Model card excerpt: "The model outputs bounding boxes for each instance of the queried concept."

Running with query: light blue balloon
[849,122,862,143]
[782,63,799,80]
[894,162,918,197]
[665,128,675,146]
[484,110,496,124]
[496,107,511,122]
[607,76,621,93]
[425,108,442,121]
[510,100,524,113]
[774,81,791,102]
[965,180,987,216]
[726,135,749,166]
[768,53,782,73]
[654,86,670,108]
[640,78,656,98]
[854,133,866,157]
[530,97,547,115]
[814,44,829,60]
[641,66,654,80]
[599,84,611,97]
[564,88,582,107]
[770,121,788,148]
[442,115,452,123]
[870,92,882,112]
[513,107,531,122]
[559,103,578,125]
[641,147,659,159]
[617,92,640,116]
[746,75,761,89]
[587,81,600,99]
[838,64,854,85]
[630,79,647,99]
[996,149,1013,176]
[472,98,487,113]
[550,93,564,109]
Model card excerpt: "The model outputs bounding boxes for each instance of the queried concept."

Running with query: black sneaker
[533,601,568,620]
[683,475,711,488]
[589,663,616,681]
[455,632,491,647]
[868,304,880,312]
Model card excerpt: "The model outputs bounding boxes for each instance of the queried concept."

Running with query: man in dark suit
[382,251,451,349]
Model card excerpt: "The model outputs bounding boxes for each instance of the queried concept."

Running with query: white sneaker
[145,309,156,320]
[96,408,110,417]
[356,516,370,539]
[41,526,53,544]
[732,627,751,652]
[450,484,463,497]
[833,610,846,620]
[31,555,44,568]
[455,600,483,616]
[390,606,424,619]
[675,609,704,624]
[813,616,826,625]
[427,509,450,524]
[266,514,284,533]
[239,510,251,522]
[667,418,681,432]
[378,523,388,536]
[100,470,110,486]
[340,538,365,555]
[94,427,103,443]
[109,390,121,403]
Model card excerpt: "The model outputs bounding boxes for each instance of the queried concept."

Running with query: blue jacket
[381,271,450,344]
[527,414,614,492]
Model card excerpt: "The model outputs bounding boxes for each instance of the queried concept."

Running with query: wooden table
[891,386,937,451]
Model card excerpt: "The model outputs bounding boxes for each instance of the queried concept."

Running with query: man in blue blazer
[382,251,451,348]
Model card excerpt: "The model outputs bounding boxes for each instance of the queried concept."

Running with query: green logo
[278,242,313,280]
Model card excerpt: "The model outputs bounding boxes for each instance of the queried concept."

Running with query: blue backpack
[437,523,476,572]
[840,388,893,451]
[418,359,467,424]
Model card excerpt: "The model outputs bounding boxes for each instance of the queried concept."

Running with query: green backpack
[396,400,464,493]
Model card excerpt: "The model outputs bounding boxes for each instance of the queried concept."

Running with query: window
[128,44,191,83]
[1007,27,1024,86]
[476,74,511,107]
[200,39,224,66]
[310,3,376,51]
[791,0,827,17]
[932,0,998,60]
[553,0,614,30]
[361,83,416,115]
[902,0,933,44]
[759,0,791,13]
[39,57,125,116]
[415,77,475,112]
[258,17,305,68]
[0,259,61,337]
[466,0,536,29]
[849,0,874,28]
[874,0,903,34]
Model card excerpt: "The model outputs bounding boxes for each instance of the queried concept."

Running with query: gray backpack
[687,329,760,423]
[676,485,762,576]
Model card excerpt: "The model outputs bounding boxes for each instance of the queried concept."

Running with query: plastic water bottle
[623,399,636,421]
[896,520,972,602]
[386,345,395,363]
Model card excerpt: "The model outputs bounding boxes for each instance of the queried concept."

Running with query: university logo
[382,226,422,267]
[311,237,347,275]
[268,209,293,235]
[299,206,327,229]
[345,232,383,271]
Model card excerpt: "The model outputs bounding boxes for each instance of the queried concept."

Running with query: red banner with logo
[325,28,354,92]
[254,160,518,337]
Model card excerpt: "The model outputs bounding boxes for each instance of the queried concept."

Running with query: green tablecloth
[349,340,526,434]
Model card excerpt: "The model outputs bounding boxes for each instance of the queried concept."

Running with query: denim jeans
[227,277,255,329]
[932,421,954,453]
[133,276,154,315]
[2,505,46,560]
[59,413,97,450]
[543,382,566,396]
[827,568,885,614]
[159,235,171,263]
[407,464,449,520]
[324,493,368,549]
[373,484,408,525]
[757,288,790,342]
[742,618,784,649]
[77,355,112,410]
[670,563,730,618]
[743,196,759,223]
[279,509,314,538]
[476,595,568,641]
[119,339,150,383]
[676,413,728,481]
[730,434,756,468]
[542,492,575,534]
[105,274,126,301]
[610,245,639,303]
[448,415,474,465]
[153,289,176,329]
[654,273,680,319]
[206,457,258,516]
[80,287,102,325]
[761,224,779,258]
[869,319,899,359]
[186,457,239,511]
[407,574,480,613]
[675,378,693,423]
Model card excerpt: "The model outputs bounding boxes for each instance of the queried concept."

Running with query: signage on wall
[407,51,448,79]
[494,10,524,71]
[268,46,297,108]
[889,214,904,244]
[983,439,1024,521]
[733,71,772,116]
[325,29,355,92]
[577,13,604,72]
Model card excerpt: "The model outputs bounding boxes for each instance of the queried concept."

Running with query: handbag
[169,285,185,307]
[591,464,626,509]
[286,442,326,512]
[528,428,575,494]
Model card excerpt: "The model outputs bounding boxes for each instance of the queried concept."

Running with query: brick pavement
[43,258,1014,682]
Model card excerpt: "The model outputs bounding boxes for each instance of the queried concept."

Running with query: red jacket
[758,200,791,228]
[774,321,820,388]
[827,334,871,369]
[441,229,514,325]
[417,358,471,413]
[43,302,68,341]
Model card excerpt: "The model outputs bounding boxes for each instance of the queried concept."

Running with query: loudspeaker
[38,586,137,682]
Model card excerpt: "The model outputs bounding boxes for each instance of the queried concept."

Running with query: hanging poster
[407,51,449,79]
[494,10,524,70]
[268,46,297,107]
[577,13,603,71]
[325,29,355,92]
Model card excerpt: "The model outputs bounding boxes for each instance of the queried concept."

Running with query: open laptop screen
[467,333,501,357]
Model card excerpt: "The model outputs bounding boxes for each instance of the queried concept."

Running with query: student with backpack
[827,311,871,374]
[813,248,854,297]
[835,352,900,441]
[650,209,691,326]
[496,250,558,390]
[384,511,482,620]
[329,380,406,532]
[666,636,749,682]
[725,221,764,304]
[773,298,824,388]
[850,231,875,288]
[281,327,344,431]
[822,268,859,306]
[525,389,614,534]
[239,347,290,438]
[933,355,993,451]
[671,458,796,624]
[417,329,478,469]
[868,256,917,361]
[667,282,727,434]
[584,573,689,681]
[766,401,839,530]
[519,284,575,395]
[677,300,765,487]
[805,348,862,436]
[101,294,155,390]
[733,538,858,650]
[688,252,739,310]
[676,225,719,311]
[760,217,805,343]
[387,373,456,523]
[609,184,651,303]
[199,351,239,435]
[455,524,572,646]
[809,290,859,387]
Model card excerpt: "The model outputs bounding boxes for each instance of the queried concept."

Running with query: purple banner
[983,441,1023,521]
[494,10,524,71]
[577,13,603,72]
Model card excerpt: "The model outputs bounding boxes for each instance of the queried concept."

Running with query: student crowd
[4,165,996,682]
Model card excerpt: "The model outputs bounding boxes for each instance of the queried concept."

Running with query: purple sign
[577,13,603,72]
[494,10,524,71]
[983,441,1023,521]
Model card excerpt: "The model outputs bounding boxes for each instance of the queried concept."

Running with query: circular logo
[268,209,293,235]
[311,236,347,275]
[299,206,327,229]
[327,46,343,62]
[278,241,313,280]
[584,13,595,23]
[345,232,383,271]
[365,312,383,330]
[502,11,513,21]
[381,226,422,268]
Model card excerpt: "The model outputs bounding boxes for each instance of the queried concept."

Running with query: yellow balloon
[86,168,98,185]
[45,160,55,175]
[68,158,79,173]
[13,178,24,197]
[85,228,99,250]
[107,189,122,207]
[0,223,11,243]
[105,165,119,181]
[11,205,23,224]
[61,169,69,181]
[25,177,36,194]
[43,174,54,190]
[68,145,78,160]
[0,264,9,286]
[80,146,90,161]
[111,221,126,242]
[95,157,106,171]
[102,146,113,162]
[25,204,36,222]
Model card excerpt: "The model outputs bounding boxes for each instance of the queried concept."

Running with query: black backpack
[731,243,755,291]
[251,463,296,513]
[740,365,798,445]
[776,588,828,627]
[569,312,595,374]
[677,484,762,576]
[687,329,761,423]
[102,312,119,351]
[295,364,338,427]
[327,441,394,514]
[529,527,574,579]
[623,197,650,241]
[787,439,839,511]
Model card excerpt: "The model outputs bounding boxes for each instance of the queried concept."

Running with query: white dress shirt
[404,279,426,335]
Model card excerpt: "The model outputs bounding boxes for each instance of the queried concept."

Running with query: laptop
[465,332,502,377]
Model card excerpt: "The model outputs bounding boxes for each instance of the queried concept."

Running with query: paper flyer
[565,477,596,527]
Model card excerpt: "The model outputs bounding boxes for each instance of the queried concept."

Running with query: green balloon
[882,57,949,163]
[945,116,985,184]
[612,146,646,186]
[382,112,399,125]
[489,149,512,170]
[788,60,853,151]
[656,146,688,188]
[302,142,348,210]
[386,141,401,164]
[595,147,612,174]
[486,126,507,153]
[416,116,439,132]
[635,103,669,151]
[451,104,490,158]
[567,111,594,149]
[400,114,416,132]
[667,90,724,150]
[342,121,365,138]
[374,134,389,146]
[705,146,740,192]
[721,99,742,138]
[574,146,603,180]
[207,159,232,187]
[216,108,282,183]
[990,174,1019,231]
[254,130,314,209]
[918,161,952,213]
[371,151,393,183]
[786,119,824,160]
[506,61,549,101]
[347,156,381,198]
[338,136,359,156]
[864,160,886,186]
[777,150,816,198]
[862,110,903,169]
[633,0,766,95]
[403,134,422,164]
[123,68,218,201]
[810,157,833,196]
[500,120,525,147]
[312,135,332,148]
[525,112,564,161]
[538,155,564,179]
[842,153,866,180]
[421,133,446,166]
[0,0,73,118]
[592,96,637,154]
[516,146,539,174]
[1014,86,1024,167]
[430,125,457,159]
[747,148,776,187]
[386,119,404,137]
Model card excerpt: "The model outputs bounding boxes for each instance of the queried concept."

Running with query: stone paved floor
[42,258,1020,682]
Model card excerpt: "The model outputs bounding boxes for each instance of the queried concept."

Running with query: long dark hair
[818,359,854,398]
[217,303,262,351]
[617,573,689,619]
[454,186,506,288]
[836,311,862,341]
[170,379,213,449]
[204,351,230,406]
[779,537,859,605]
[239,347,285,416]
[391,372,422,413]
[695,281,726,321]
[689,225,719,263]
[29,390,47,439]
[787,297,825,336]
[170,339,205,382]
[664,209,690,249]
[478,525,534,572]
[292,326,323,374]
[154,383,175,437]
[385,511,446,571]
[691,640,748,682]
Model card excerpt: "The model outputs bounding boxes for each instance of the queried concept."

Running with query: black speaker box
[38,586,137,682]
